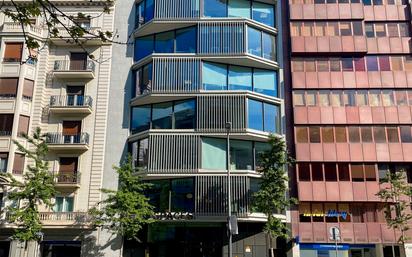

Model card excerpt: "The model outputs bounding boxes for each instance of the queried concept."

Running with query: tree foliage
[89,156,155,241]
[252,135,296,239]
[1,0,118,61]
[376,170,412,244]
[0,127,56,241]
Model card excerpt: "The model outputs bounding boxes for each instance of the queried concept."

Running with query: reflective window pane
[144,0,154,22]
[229,66,252,91]
[131,105,151,133]
[230,140,253,170]
[176,27,196,53]
[202,138,226,169]
[348,127,360,142]
[152,102,173,129]
[228,0,251,18]
[135,35,154,61]
[366,56,379,71]
[373,127,387,143]
[174,100,196,129]
[296,127,309,143]
[264,103,280,133]
[252,2,275,27]
[248,99,263,131]
[248,27,262,57]
[382,90,395,106]
[262,33,276,61]
[202,62,227,90]
[400,126,412,142]
[309,127,321,143]
[204,0,228,17]
[387,127,399,143]
[335,127,347,142]
[361,127,373,142]
[253,70,277,97]
[155,31,174,53]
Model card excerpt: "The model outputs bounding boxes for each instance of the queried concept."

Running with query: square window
[349,127,360,142]
[387,127,399,143]
[327,22,339,36]
[361,127,373,142]
[309,127,321,143]
[340,22,352,36]
[330,59,341,72]
[365,24,375,37]
[342,58,354,71]
[391,57,403,71]
[292,59,304,72]
[317,59,329,72]
[375,24,386,37]
[373,127,387,143]
[379,56,391,71]
[351,164,364,182]
[354,57,366,71]
[296,127,309,143]
[298,163,311,181]
[335,127,347,142]
[322,127,334,143]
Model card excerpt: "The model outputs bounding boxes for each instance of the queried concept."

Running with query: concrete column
[9,240,39,257]
[81,229,122,257]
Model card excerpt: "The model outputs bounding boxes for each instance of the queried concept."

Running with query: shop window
[324,163,337,181]
[338,163,350,181]
[335,127,347,143]
[373,126,387,143]
[348,127,360,143]
[351,164,364,182]
[309,127,321,143]
[322,127,334,143]
[361,127,373,143]
[311,163,323,181]
[400,126,412,142]
[364,164,377,181]
[299,203,311,222]
[391,56,403,71]
[354,57,366,71]
[298,163,311,181]
[387,127,399,143]
[296,127,309,143]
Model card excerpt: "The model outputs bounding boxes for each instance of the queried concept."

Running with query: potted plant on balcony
[252,135,297,257]
[0,127,56,256]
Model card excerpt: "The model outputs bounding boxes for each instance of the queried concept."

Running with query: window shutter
[12,153,25,174]
[23,79,34,99]
[63,121,81,135]
[0,78,18,96]
[18,115,30,136]
[4,43,23,62]
[59,158,78,172]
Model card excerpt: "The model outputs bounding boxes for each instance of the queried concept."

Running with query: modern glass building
[287,0,412,255]
[129,0,286,256]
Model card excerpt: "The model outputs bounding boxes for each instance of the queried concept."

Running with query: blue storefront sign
[300,244,375,251]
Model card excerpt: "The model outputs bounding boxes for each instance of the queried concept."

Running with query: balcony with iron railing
[50,27,105,46]
[55,171,81,188]
[1,211,89,227]
[46,132,90,152]
[49,95,93,115]
[52,59,95,79]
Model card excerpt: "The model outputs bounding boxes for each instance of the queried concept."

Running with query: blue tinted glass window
[202,62,227,90]
[147,180,170,212]
[144,0,154,22]
[136,2,144,28]
[228,66,252,91]
[204,0,228,17]
[171,178,194,212]
[135,35,154,61]
[228,0,251,18]
[155,31,175,53]
[174,99,196,129]
[262,32,276,61]
[152,102,173,129]
[230,140,253,170]
[132,105,151,133]
[252,2,275,27]
[248,99,263,131]
[176,27,196,53]
[248,27,262,57]
[253,69,277,97]
[263,103,279,133]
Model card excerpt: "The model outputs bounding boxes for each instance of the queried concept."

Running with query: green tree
[376,170,412,254]
[89,156,155,243]
[1,0,119,61]
[252,135,296,240]
[0,127,56,242]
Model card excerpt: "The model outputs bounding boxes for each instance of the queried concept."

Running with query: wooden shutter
[12,153,25,174]
[18,115,30,136]
[4,43,23,62]
[59,157,78,172]
[70,53,87,70]
[63,121,81,135]
[23,79,34,99]
[0,78,18,96]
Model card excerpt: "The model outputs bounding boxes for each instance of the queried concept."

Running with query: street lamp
[225,122,238,257]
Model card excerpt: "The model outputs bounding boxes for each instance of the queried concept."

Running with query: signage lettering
[303,210,350,220]
[154,212,194,221]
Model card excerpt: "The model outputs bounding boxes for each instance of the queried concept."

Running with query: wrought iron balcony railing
[53,59,95,72]
[46,133,90,145]
[50,95,93,108]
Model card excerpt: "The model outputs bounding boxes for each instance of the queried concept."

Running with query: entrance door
[62,121,81,143]
[42,244,81,257]
[0,242,9,257]
[66,86,84,106]
[69,53,87,70]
